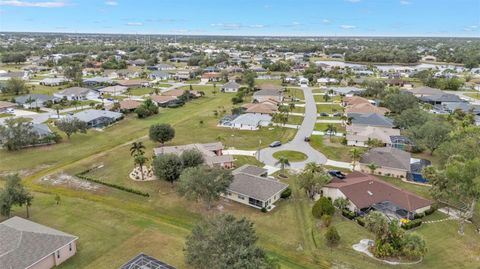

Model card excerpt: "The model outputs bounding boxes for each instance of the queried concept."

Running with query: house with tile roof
[0,216,78,269]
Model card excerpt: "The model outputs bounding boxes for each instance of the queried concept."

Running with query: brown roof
[345,103,390,115]
[343,96,371,106]
[325,171,431,211]
[0,101,16,109]
[242,102,278,114]
[201,72,221,79]
[163,89,185,97]
[151,95,177,103]
[118,100,141,110]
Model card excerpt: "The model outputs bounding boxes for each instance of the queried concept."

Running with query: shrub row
[401,219,422,230]
[76,172,150,197]
[356,216,366,227]
[342,209,356,220]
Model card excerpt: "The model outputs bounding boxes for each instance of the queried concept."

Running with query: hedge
[356,216,366,227]
[342,209,356,220]
[401,219,422,230]
[76,170,150,197]
[281,187,292,199]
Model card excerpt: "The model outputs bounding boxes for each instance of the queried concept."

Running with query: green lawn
[291,106,305,114]
[274,115,304,125]
[314,123,346,133]
[464,92,480,100]
[285,88,305,101]
[0,113,11,118]
[316,104,343,114]
[128,87,154,96]
[314,95,342,103]
[309,136,356,162]
[255,79,283,86]
[273,151,308,162]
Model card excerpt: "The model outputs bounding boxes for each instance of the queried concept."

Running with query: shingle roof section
[0,217,78,269]
[360,147,411,171]
[349,113,395,127]
[229,173,288,201]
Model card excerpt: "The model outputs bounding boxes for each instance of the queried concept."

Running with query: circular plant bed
[273,150,308,162]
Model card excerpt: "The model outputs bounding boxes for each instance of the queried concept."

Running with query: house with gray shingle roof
[54,87,99,101]
[224,165,289,211]
[358,147,411,179]
[73,109,123,128]
[0,216,78,269]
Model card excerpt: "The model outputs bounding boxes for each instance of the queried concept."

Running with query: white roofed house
[221,81,241,93]
[73,109,123,128]
[98,85,129,96]
[54,87,99,101]
[0,216,78,269]
[223,165,289,211]
[148,71,171,81]
[39,77,68,86]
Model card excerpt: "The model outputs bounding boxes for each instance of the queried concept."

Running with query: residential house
[346,113,400,147]
[73,109,123,128]
[321,171,432,219]
[54,87,99,101]
[39,77,68,86]
[128,59,146,66]
[329,86,365,97]
[405,86,443,97]
[343,96,390,115]
[0,216,78,269]
[118,253,176,269]
[221,81,241,93]
[224,165,289,210]
[242,99,279,115]
[0,100,16,112]
[15,94,58,108]
[317,78,339,85]
[154,142,234,168]
[106,99,141,112]
[151,95,179,107]
[148,71,170,81]
[174,71,193,81]
[201,72,221,82]
[219,113,272,130]
[98,85,129,96]
[385,79,406,87]
[82,77,114,87]
[0,71,31,81]
[358,147,411,178]
[418,93,464,105]
[253,85,284,103]
[116,80,149,88]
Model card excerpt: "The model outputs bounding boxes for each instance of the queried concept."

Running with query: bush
[414,212,425,219]
[356,216,366,226]
[321,214,332,227]
[280,187,292,199]
[401,219,422,230]
[325,226,340,247]
[261,207,267,213]
[342,209,356,219]
[424,205,437,216]
[76,171,149,197]
[312,197,335,218]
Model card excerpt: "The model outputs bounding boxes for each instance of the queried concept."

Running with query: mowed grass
[128,87,154,96]
[314,95,342,103]
[316,104,343,114]
[464,92,480,99]
[314,123,346,133]
[309,135,355,162]
[273,151,308,162]
[274,115,305,125]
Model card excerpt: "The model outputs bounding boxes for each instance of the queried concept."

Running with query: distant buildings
[73,109,123,128]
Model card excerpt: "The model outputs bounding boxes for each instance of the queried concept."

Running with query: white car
[5,108,15,114]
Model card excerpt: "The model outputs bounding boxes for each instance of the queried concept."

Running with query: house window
[69,243,72,251]
[57,250,60,259]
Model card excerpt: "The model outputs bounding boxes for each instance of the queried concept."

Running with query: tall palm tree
[366,163,380,175]
[325,124,337,141]
[276,157,290,175]
[71,100,80,111]
[304,162,324,174]
[52,104,62,118]
[323,93,331,102]
[130,141,145,156]
[134,154,148,180]
[350,148,362,170]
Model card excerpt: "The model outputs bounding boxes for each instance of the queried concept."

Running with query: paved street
[257,86,327,170]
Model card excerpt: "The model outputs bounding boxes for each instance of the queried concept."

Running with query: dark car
[319,112,329,117]
[304,136,311,142]
[328,170,346,179]
[269,141,282,147]
[333,112,342,117]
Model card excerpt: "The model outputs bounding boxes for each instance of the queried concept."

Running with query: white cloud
[400,0,411,5]
[0,0,66,7]
[126,22,143,26]
[105,1,117,6]
[292,21,301,26]
[463,25,478,32]
[322,19,331,24]
[340,25,356,29]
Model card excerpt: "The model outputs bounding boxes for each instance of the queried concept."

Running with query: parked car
[328,170,346,179]
[319,112,329,117]
[269,141,282,147]
[333,112,342,117]
[6,108,15,114]
[304,136,310,142]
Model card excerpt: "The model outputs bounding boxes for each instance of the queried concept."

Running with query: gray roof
[0,217,78,269]
[222,81,240,89]
[330,86,365,95]
[360,147,411,171]
[73,109,123,123]
[32,123,53,137]
[348,113,395,128]
[232,164,268,177]
[253,88,283,97]
[15,94,57,104]
[118,253,176,269]
[406,86,443,96]
[57,87,92,96]
[229,173,289,201]
[419,93,463,103]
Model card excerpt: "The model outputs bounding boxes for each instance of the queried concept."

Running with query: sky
[0,0,479,37]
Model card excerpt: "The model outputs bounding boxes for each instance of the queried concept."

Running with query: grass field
[255,79,283,86]
[314,95,342,102]
[309,136,355,162]
[274,115,305,125]
[316,104,343,114]
[464,92,480,100]
[273,151,308,162]
[285,88,305,101]
[1,81,479,269]
[128,87,154,96]
[314,123,346,133]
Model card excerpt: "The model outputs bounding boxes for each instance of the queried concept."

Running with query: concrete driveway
[257,86,327,170]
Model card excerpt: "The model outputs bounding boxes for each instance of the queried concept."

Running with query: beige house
[0,216,78,269]
[346,113,400,147]
[321,171,431,219]
[154,142,234,168]
[358,147,411,178]
[253,85,284,103]
[224,165,289,211]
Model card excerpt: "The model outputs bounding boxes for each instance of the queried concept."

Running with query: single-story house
[241,99,279,115]
[82,76,114,87]
[346,113,400,147]
[98,85,129,96]
[154,142,234,168]
[118,253,176,269]
[148,71,171,81]
[0,71,31,81]
[39,77,68,86]
[221,81,241,93]
[15,94,58,108]
[405,86,443,97]
[385,79,406,87]
[174,71,193,81]
[201,72,221,82]
[106,99,141,112]
[317,77,339,85]
[54,87,99,101]
[321,171,432,219]
[219,113,272,130]
[419,93,464,105]
[0,216,78,269]
[224,165,288,211]
[0,100,16,112]
[73,109,123,128]
[329,86,365,96]
[358,147,411,178]
[150,95,179,107]
[116,80,149,87]
[149,63,176,71]
[253,86,284,103]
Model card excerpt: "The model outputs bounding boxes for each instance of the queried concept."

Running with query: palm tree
[366,163,380,175]
[323,93,331,102]
[71,100,80,111]
[325,124,337,141]
[289,102,296,112]
[52,104,62,118]
[304,162,324,174]
[133,154,148,180]
[130,141,145,156]
[350,148,362,170]
[276,157,290,175]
